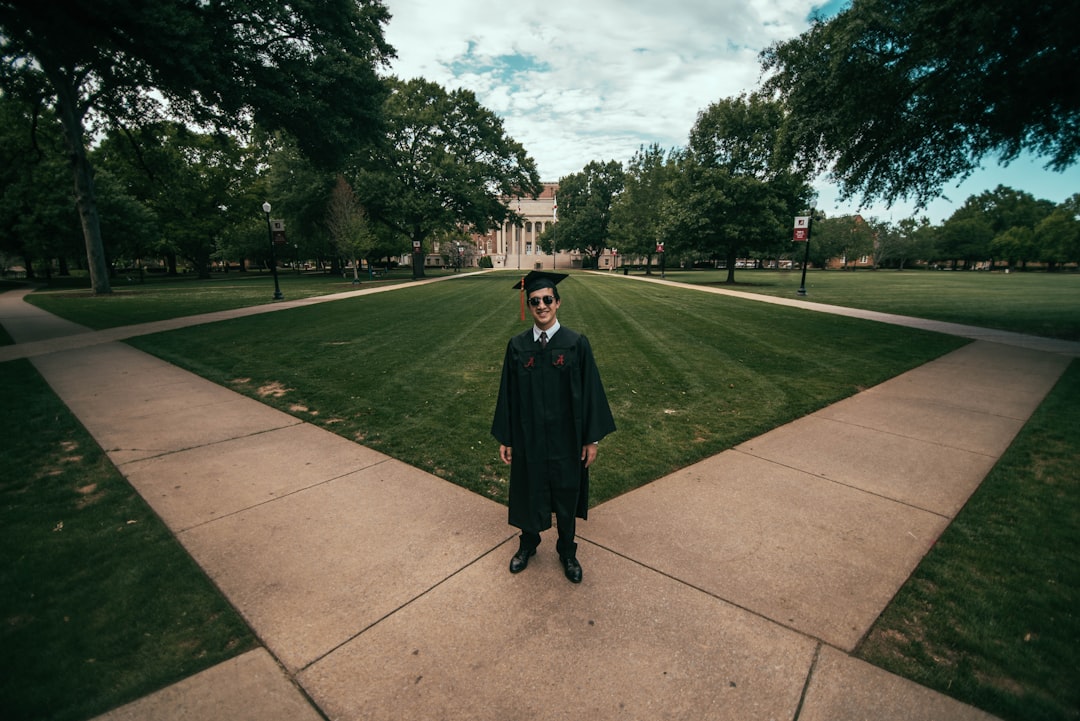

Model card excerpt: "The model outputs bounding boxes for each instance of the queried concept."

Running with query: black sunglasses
[528,295,556,307]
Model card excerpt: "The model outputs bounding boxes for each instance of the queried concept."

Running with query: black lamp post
[263,201,284,300]
[797,210,815,297]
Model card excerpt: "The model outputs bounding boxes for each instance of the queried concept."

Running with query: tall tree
[91,168,158,277]
[1034,206,1080,269]
[548,160,625,268]
[353,77,542,278]
[264,136,339,272]
[96,122,258,278]
[0,0,392,293]
[889,217,936,270]
[945,185,1054,269]
[609,144,676,274]
[961,186,1055,237]
[326,176,374,281]
[761,0,1080,209]
[0,94,78,278]
[804,214,876,269]
[935,215,993,269]
[666,94,811,282]
[992,226,1037,271]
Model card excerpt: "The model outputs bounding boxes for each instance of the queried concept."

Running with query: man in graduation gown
[491,271,616,583]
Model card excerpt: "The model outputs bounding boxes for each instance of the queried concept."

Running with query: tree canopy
[545,160,625,267]
[353,77,542,278]
[608,144,677,272]
[0,0,393,292]
[0,94,78,277]
[760,0,1080,209]
[665,95,812,281]
[96,122,261,278]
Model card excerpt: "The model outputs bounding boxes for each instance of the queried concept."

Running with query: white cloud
[381,0,1080,224]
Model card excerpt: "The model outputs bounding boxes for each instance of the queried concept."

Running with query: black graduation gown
[491,325,616,533]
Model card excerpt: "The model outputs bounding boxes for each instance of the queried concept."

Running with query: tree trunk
[48,67,111,294]
[725,247,737,283]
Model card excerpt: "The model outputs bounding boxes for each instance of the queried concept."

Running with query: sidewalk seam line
[728,448,953,520]
[112,421,304,467]
[792,642,823,721]
[296,536,517,674]
[804,413,1003,458]
[580,537,827,647]
[172,457,399,533]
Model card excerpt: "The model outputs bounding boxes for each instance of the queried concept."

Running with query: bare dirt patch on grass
[256,381,291,398]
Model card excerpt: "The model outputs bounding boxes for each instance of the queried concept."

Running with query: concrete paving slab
[735,414,997,517]
[90,648,322,721]
[0,287,90,343]
[50,372,252,418]
[31,344,301,464]
[78,394,299,465]
[31,342,236,400]
[933,339,1075,373]
[121,423,394,531]
[874,361,1063,419]
[862,342,1070,420]
[798,646,999,721]
[586,451,949,651]
[177,461,511,672]
[299,541,819,721]
[30,341,213,396]
[813,392,1026,457]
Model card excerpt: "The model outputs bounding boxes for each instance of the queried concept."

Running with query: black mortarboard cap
[512,270,568,293]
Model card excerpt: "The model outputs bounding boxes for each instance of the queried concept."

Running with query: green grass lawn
[650,268,1080,341]
[0,360,257,721]
[126,272,967,506]
[18,267,1080,341]
[857,361,1080,721]
[20,268,431,331]
[2,269,1077,720]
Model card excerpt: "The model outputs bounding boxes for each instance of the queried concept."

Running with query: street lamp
[796,210,816,297]
[262,201,284,300]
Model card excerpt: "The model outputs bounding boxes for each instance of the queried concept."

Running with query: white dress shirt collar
[533,320,560,341]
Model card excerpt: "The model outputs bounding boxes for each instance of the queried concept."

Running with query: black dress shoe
[509,547,535,573]
[561,555,582,583]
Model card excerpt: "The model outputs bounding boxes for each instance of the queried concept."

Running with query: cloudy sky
[381,0,1078,224]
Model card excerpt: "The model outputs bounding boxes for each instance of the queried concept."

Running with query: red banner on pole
[793,215,810,242]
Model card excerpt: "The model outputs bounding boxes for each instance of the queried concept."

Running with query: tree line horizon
[1,0,1076,290]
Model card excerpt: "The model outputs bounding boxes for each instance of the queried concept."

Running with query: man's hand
[499,444,513,465]
[581,443,599,468]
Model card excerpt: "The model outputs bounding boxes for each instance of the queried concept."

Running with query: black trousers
[520,513,577,559]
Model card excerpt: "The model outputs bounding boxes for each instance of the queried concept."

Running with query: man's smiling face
[528,289,560,331]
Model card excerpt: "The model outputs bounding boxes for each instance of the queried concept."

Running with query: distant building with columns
[408,182,624,270]
[472,183,586,271]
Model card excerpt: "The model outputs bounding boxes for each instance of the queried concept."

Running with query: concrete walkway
[3,278,1077,721]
